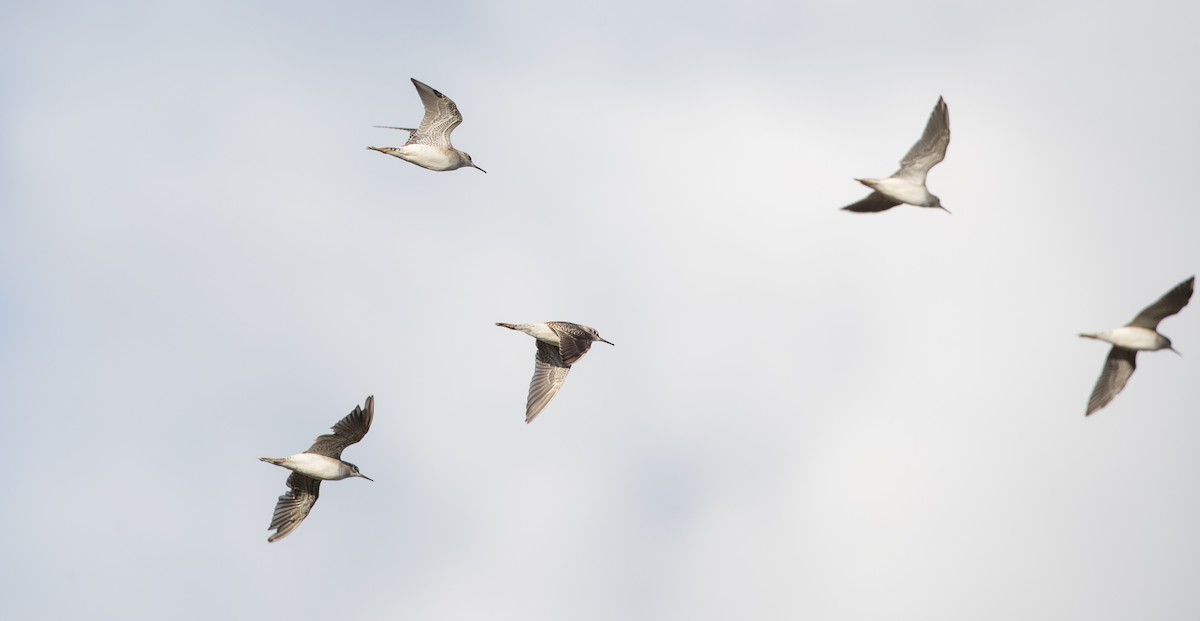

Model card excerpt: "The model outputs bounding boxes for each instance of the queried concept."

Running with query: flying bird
[259,396,375,542]
[842,97,950,213]
[1080,276,1194,416]
[496,322,614,423]
[368,78,485,172]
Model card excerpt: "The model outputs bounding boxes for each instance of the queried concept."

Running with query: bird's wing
[555,335,595,367]
[374,125,418,140]
[266,472,321,542]
[1128,276,1195,330]
[894,97,949,183]
[1085,347,1137,416]
[406,78,463,148]
[306,396,374,459]
[526,340,571,423]
[841,191,901,213]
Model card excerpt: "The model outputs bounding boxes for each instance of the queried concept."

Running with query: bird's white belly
[1094,326,1166,351]
[283,453,349,480]
[398,145,459,171]
[527,323,562,344]
[871,178,931,206]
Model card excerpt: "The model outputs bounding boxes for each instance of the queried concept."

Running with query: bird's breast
[397,145,465,171]
[284,453,352,480]
[526,323,562,344]
[1092,326,1168,351]
[871,178,931,206]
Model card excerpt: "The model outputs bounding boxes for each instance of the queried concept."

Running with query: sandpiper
[842,96,950,213]
[260,396,375,542]
[1080,276,1194,416]
[367,78,485,172]
[496,322,614,423]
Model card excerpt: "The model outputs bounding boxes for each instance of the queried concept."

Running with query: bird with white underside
[259,396,375,542]
[368,78,485,173]
[496,322,614,423]
[842,96,950,214]
[1079,276,1194,416]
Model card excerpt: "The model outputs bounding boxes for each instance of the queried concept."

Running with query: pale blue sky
[2,1,1199,619]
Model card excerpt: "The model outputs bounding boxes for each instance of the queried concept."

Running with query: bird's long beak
[938,205,952,214]
[473,163,487,173]
[358,472,374,481]
[1170,346,1182,356]
[600,338,615,346]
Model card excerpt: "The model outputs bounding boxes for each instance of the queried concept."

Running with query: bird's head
[929,195,951,214]
[345,462,373,481]
[583,325,614,346]
[462,152,486,173]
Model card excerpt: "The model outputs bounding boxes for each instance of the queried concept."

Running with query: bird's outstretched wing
[841,191,901,213]
[267,472,321,542]
[1085,347,1137,416]
[1128,276,1194,330]
[374,125,418,140]
[526,340,571,423]
[406,78,464,148]
[306,396,374,459]
[894,97,949,183]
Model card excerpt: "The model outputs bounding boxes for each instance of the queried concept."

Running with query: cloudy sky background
[3,1,1199,619]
